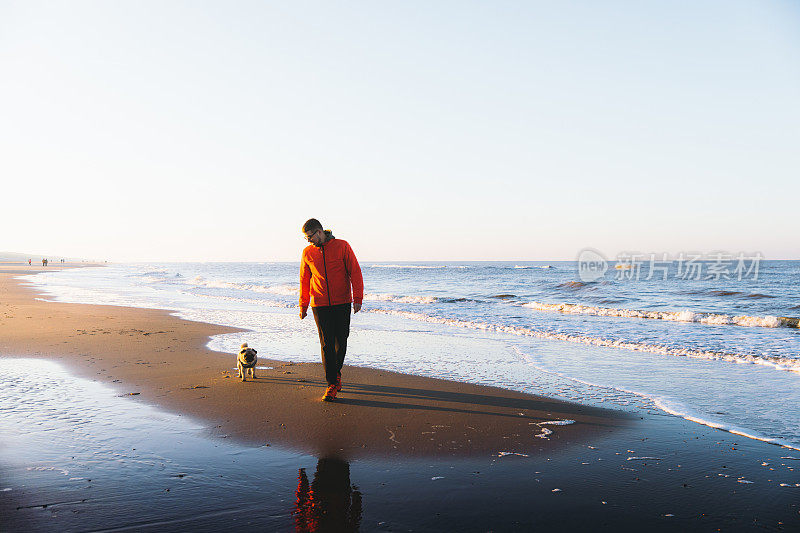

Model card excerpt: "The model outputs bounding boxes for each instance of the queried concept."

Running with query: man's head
[302,218,325,246]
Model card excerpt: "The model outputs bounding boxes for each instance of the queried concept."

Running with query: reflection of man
[299,218,363,402]
[293,457,362,532]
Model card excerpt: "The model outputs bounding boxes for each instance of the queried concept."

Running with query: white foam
[538,419,575,426]
[364,292,437,304]
[368,309,800,374]
[651,398,800,452]
[190,275,440,305]
[368,264,454,269]
[193,292,292,308]
[522,301,792,329]
[188,277,438,305]
[139,269,169,276]
[187,276,299,296]
[509,346,800,453]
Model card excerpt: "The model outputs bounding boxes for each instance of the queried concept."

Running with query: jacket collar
[313,230,335,247]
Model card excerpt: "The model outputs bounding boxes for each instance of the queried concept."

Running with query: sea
[18,259,800,452]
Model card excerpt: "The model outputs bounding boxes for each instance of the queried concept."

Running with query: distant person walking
[299,218,363,402]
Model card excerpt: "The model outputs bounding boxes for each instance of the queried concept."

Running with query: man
[299,218,363,402]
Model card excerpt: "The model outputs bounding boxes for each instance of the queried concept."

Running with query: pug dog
[237,342,258,382]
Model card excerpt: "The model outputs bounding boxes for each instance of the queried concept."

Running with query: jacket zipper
[321,243,332,306]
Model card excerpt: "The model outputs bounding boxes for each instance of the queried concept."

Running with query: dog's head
[239,345,257,364]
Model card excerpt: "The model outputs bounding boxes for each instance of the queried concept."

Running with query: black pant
[312,303,352,385]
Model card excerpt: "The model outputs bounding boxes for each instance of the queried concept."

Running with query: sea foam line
[651,399,800,452]
[510,347,800,452]
[368,309,800,374]
[187,276,299,296]
[521,301,799,329]
[364,293,437,304]
[187,276,441,305]
[366,264,465,269]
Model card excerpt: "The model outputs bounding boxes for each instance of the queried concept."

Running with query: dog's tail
[240,342,248,349]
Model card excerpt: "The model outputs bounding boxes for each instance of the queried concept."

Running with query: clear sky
[2,1,798,262]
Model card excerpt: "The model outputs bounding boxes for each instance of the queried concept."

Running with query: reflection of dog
[237,343,258,382]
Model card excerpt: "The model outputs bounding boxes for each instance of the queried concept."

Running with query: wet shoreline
[3,357,799,531]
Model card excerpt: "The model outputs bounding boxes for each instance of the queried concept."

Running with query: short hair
[302,218,323,233]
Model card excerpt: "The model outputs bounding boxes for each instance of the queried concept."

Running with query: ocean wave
[555,281,597,291]
[363,293,479,304]
[521,301,799,329]
[364,293,437,304]
[134,269,172,283]
[709,290,743,297]
[514,265,553,269]
[369,309,800,374]
[193,292,293,308]
[367,264,467,269]
[188,276,299,296]
[139,269,169,276]
[187,276,470,306]
[685,289,776,300]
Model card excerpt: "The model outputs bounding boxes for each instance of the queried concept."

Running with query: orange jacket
[300,233,363,310]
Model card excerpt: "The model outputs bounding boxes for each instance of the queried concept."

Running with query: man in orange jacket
[299,218,364,402]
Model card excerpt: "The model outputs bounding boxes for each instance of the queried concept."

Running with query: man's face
[304,228,322,246]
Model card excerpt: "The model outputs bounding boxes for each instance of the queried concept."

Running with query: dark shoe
[322,384,337,402]
[334,372,342,393]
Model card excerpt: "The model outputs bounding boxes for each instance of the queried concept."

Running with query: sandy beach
[0,265,627,458]
[2,265,799,531]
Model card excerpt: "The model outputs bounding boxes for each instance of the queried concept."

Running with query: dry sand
[0,266,629,458]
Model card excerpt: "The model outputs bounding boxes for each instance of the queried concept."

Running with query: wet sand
[2,264,799,531]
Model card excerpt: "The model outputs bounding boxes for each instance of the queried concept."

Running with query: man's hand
[353,302,362,313]
[300,308,307,319]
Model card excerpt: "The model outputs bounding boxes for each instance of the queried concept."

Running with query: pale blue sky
[2,1,798,261]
